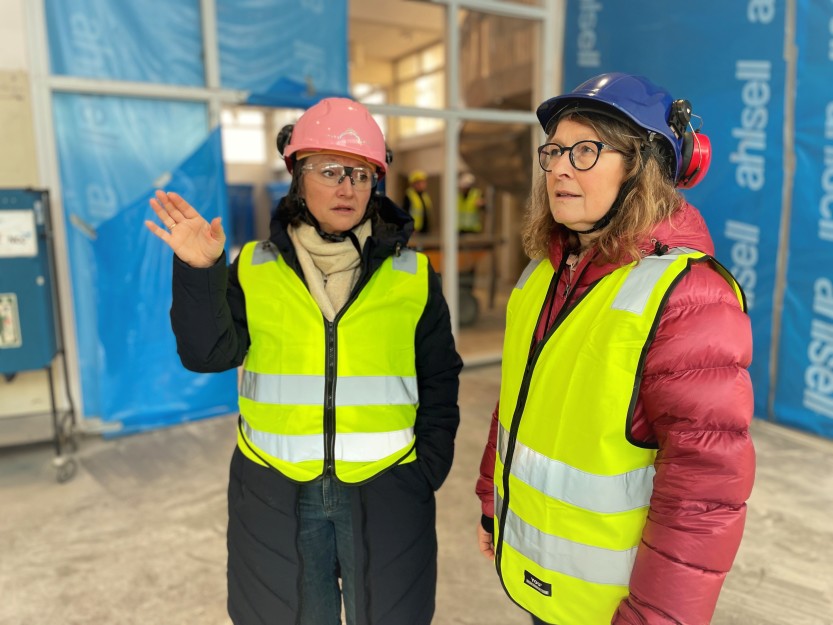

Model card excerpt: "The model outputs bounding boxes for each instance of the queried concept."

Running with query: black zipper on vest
[323,318,338,476]
[322,257,377,478]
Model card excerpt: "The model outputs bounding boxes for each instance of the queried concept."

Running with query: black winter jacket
[169,196,462,625]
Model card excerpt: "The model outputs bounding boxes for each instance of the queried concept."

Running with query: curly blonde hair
[521,110,683,264]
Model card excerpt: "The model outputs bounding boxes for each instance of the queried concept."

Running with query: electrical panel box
[0,189,59,374]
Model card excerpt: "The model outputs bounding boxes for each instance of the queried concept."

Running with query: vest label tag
[523,570,552,596]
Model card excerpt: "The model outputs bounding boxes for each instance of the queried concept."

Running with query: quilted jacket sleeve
[170,251,250,372]
[475,402,500,530]
[413,265,464,491]
[613,262,756,625]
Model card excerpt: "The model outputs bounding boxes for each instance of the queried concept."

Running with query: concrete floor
[1,364,832,625]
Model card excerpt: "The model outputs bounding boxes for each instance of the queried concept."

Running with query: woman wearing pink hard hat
[147,97,462,625]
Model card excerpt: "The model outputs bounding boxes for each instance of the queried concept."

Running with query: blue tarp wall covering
[563,0,832,438]
[44,0,348,434]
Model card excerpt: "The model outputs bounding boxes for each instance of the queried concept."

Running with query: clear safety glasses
[301,162,379,190]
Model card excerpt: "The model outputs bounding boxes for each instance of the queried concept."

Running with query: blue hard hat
[536,73,685,180]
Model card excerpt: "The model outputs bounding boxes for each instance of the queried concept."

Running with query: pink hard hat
[283,98,388,178]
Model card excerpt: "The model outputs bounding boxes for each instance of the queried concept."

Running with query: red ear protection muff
[677,131,711,189]
[668,99,711,189]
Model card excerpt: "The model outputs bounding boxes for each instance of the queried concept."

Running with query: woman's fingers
[165,191,201,220]
[144,219,172,241]
[148,197,178,231]
[154,189,191,224]
[476,525,495,560]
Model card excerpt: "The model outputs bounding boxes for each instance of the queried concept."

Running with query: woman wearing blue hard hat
[475,73,755,624]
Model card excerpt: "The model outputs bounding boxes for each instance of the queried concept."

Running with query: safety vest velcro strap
[251,241,279,265]
[498,425,655,514]
[496,494,638,586]
[241,371,419,405]
[242,418,415,463]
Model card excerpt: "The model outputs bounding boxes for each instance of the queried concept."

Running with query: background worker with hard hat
[146,97,462,625]
[475,72,754,625]
[403,169,432,233]
[457,171,485,234]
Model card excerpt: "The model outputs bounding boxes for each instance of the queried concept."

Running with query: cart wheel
[459,292,479,327]
[55,457,78,484]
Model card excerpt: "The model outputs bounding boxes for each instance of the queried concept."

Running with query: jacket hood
[549,200,714,265]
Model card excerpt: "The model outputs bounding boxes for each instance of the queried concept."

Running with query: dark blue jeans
[298,477,356,625]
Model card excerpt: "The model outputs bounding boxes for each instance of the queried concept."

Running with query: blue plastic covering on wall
[562,1,785,420]
[51,94,238,430]
[45,0,204,85]
[41,0,353,434]
[93,130,237,434]
[217,0,349,105]
[266,181,291,211]
[227,184,256,249]
[773,0,833,437]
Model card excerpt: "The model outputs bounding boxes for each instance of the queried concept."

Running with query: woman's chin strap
[567,177,634,235]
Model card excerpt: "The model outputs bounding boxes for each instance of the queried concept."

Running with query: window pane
[221,127,266,164]
[422,44,445,74]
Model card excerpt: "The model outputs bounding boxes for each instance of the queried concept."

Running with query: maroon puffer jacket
[476,201,755,625]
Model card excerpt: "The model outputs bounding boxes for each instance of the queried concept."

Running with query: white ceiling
[349,0,445,63]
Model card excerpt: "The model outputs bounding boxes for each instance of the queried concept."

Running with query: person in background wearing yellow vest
[402,169,432,233]
[474,73,755,625]
[145,98,462,625]
[457,171,485,234]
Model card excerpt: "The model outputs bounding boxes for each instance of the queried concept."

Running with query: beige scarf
[288,220,372,321]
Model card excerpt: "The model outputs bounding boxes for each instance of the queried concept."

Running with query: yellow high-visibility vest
[457,188,482,232]
[495,248,745,624]
[406,188,432,232]
[236,240,430,484]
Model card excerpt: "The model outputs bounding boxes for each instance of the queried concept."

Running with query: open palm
[145,190,226,268]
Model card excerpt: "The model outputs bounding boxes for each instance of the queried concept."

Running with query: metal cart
[416,234,499,327]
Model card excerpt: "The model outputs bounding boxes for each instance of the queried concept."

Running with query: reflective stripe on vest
[241,419,415,463]
[497,424,655,514]
[495,493,638,586]
[495,247,745,624]
[236,241,429,483]
[239,372,419,406]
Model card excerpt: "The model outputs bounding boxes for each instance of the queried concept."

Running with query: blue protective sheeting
[41,0,351,434]
[562,1,785,420]
[51,93,237,429]
[773,0,833,438]
[217,0,349,99]
[93,129,237,435]
[45,0,204,86]
[227,184,256,249]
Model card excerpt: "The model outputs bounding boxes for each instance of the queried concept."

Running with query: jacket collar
[548,201,716,285]
[269,195,414,273]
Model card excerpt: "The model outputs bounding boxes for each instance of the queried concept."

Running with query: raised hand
[145,190,226,268]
